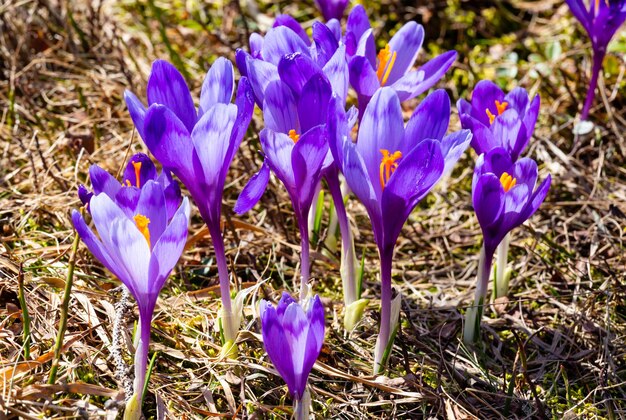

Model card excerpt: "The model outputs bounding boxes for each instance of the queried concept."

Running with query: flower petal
[260,128,296,190]
[404,89,450,146]
[312,21,339,66]
[348,55,380,109]
[124,90,147,140]
[273,15,310,45]
[247,57,279,108]
[391,50,457,102]
[292,125,330,211]
[468,79,505,126]
[281,300,310,399]
[146,60,197,133]
[440,130,472,175]
[234,161,270,215]
[302,295,325,394]
[278,53,323,97]
[322,44,349,102]
[122,153,157,188]
[346,4,371,47]
[263,80,299,134]
[263,26,311,66]
[386,21,424,85]
[198,57,235,117]
[298,74,332,133]
[89,165,121,199]
[134,180,167,244]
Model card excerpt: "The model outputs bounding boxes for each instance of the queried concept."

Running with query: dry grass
[1,0,626,418]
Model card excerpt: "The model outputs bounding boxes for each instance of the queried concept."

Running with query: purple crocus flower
[328,88,471,372]
[78,153,181,220]
[566,0,626,120]
[314,0,349,21]
[347,14,457,113]
[72,177,190,409]
[235,73,330,300]
[260,292,324,416]
[457,80,540,162]
[235,19,348,109]
[126,58,254,345]
[463,147,551,343]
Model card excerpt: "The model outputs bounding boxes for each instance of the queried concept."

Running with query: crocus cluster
[69,3,558,418]
[73,156,190,413]
[458,82,551,343]
[566,0,626,120]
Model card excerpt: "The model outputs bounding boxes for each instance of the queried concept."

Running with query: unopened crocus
[329,88,471,373]
[315,0,349,21]
[126,58,254,347]
[79,153,181,220]
[457,81,540,162]
[235,73,330,301]
[464,148,551,344]
[260,292,325,419]
[73,177,190,415]
[348,15,457,114]
[566,0,626,120]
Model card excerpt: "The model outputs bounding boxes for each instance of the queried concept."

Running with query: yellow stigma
[499,172,517,192]
[288,129,300,143]
[486,100,509,125]
[132,161,142,188]
[379,149,402,189]
[133,214,151,246]
[124,180,131,187]
[376,44,397,87]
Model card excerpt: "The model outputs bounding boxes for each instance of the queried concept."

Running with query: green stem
[17,264,31,360]
[48,229,81,384]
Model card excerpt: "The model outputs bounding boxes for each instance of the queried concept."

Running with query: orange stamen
[486,109,496,125]
[124,180,131,187]
[133,214,151,247]
[132,161,142,188]
[486,100,509,125]
[376,44,397,86]
[499,172,517,192]
[379,149,402,189]
[288,129,300,143]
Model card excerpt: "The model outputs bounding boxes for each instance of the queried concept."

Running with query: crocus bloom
[315,0,349,21]
[79,153,181,220]
[126,59,254,345]
[235,19,348,109]
[566,0,626,120]
[457,80,540,161]
[235,73,330,300]
[463,147,551,343]
[329,88,471,372]
[260,292,324,418]
[348,15,457,113]
[73,178,190,410]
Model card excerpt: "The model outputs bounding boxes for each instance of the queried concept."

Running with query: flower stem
[299,221,311,304]
[463,245,494,344]
[580,50,605,121]
[208,222,237,343]
[294,389,311,420]
[133,310,152,404]
[494,233,510,299]
[374,247,393,374]
[48,228,80,384]
[326,172,357,306]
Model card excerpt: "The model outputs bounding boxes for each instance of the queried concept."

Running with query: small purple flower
[78,153,181,220]
[72,177,190,406]
[236,19,348,108]
[314,0,349,21]
[457,80,540,161]
[329,88,471,371]
[566,0,626,119]
[260,292,325,401]
[347,14,457,112]
[127,58,254,344]
[464,147,551,343]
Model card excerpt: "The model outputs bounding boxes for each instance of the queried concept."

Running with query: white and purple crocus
[463,148,551,343]
[124,59,254,348]
[566,0,626,120]
[259,293,325,419]
[329,88,471,373]
[73,160,190,413]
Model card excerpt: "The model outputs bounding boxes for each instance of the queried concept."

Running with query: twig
[17,262,31,360]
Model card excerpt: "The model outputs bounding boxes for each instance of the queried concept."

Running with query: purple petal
[292,125,330,210]
[386,22,424,85]
[263,80,299,134]
[404,89,450,145]
[356,87,404,200]
[277,291,297,319]
[263,26,311,66]
[235,49,251,78]
[157,171,182,220]
[473,173,505,233]
[346,5,371,47]
[260,129,296,190]
[281,301,310,399]
[278,53,323,97]
[273,15,310,45]
[348,55,379,109]
[147,60,197,133]
[298,75,332,133]
[327,96,348,168]
[355,29,377,68]
[234,161,270,214]
[114,187,141,218]
[78,185,93,207]
[391,50,457,102]
[89,165,121,199]
[325,19,341,41]
[520,174,551,221]
[490,108,523,155]
[512,157,539,193]
[312,21,339,66]
[122,153,157,188]
[148,197,189,293]
[222,76,254,182]
[260,299,297,397]
[249,32,264,58]
[504,87,530,115]
[315,0,349,21]
[199,57,234,117]
[247,57,279,109]
[124,90,147,140]
[134,180,167,245]
[440,130,472,175]
[322,45,349,102]
[469,79,505,126]
[143,104,195,184]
